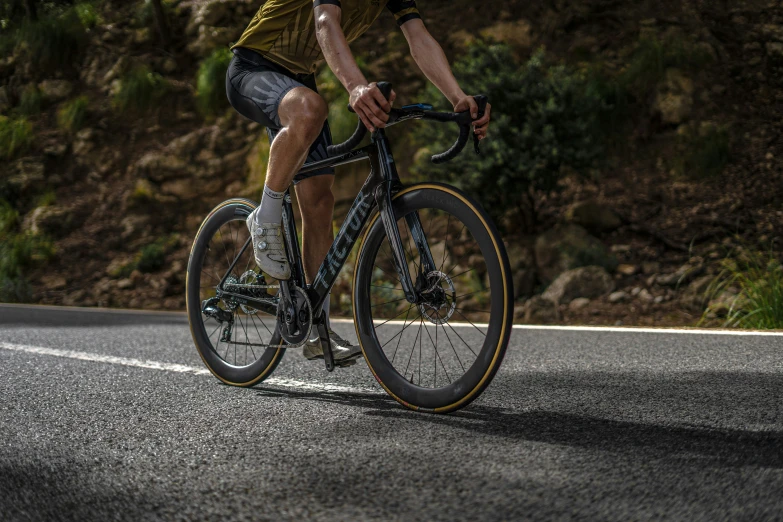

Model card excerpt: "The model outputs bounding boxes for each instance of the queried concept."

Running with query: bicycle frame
[217,129,437,320]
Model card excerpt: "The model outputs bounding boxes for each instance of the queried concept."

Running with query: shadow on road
[251,371,783,470]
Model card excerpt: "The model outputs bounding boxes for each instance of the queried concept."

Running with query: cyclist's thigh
[225,50,334,180]
[226,50,305,129]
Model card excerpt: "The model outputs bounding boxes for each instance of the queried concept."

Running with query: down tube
[308,186,378,313]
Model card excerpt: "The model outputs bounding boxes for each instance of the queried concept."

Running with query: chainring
[278,286,312,348]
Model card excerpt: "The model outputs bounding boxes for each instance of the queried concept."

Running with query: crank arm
[317,322,335,372]
[215,291,279,316]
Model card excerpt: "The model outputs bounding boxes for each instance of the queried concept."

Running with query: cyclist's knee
[282,90,327,133]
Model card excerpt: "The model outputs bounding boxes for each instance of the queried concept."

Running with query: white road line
[0,342,376,395]
[333,318,783,336]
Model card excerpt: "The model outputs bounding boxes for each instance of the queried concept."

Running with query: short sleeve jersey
[232,0,422,75]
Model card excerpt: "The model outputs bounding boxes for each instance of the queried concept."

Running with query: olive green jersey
[232,0,422,74]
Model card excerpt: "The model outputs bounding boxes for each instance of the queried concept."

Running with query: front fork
[375,182,437,304]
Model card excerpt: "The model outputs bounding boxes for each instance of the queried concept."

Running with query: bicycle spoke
[371,296,409,309]
[389,306,415,364]
[403,317,423,382]
[439,317,465,373]
[372,306,414,329]
[445,321,479,357]
[453,309,488,338]
[423,321,451,385]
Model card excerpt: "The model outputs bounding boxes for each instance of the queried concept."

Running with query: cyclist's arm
[401,19,491,139]
[313,1,394,132]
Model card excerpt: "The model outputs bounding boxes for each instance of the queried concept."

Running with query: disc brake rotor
[419,270,457,325]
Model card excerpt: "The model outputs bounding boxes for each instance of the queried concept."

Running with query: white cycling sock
[255,184,285,225]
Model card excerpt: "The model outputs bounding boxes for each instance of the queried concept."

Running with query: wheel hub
[418,270,456,325]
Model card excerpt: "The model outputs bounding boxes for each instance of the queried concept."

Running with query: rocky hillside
[1,0,782,327]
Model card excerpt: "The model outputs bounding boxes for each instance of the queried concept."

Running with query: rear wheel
[353,184,512,413]
[186,199,284,386]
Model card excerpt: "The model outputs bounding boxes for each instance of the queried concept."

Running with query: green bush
[15,8,87,70]
[74,2,101,29]
[135,0,173,28]
[57,95,89,133]
[17,85,43,116]
[619,35,714,96]
[675,123,730,179]
[705,250,783,329]
[412,42,607,229]
[113,66,169,115]
[0,115,33,159]
[0,200,55,303]
[317,65,356,143]
[196,47,232,117]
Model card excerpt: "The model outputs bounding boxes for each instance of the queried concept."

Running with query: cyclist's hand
[454,96,492,141]
[350,83,396,132]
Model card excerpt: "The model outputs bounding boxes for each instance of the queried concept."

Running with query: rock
[609,291,629,303]
[655,264,705,287]
[542,266,615,305]
[534,224,616,283]
[135,151,189,181]
[133,28,152,45]
[0,86,9,113]
[187,26,238,57]
[761,24,783,42]
[564,200,622,232]
[40,274,67,290]
[653,68,694,125]
[161,57,178,74]
[637,288,655,302]
[680,275,716,312]
[767,42,783,58]
[610,244,631,254]
[479,20,533,51]
[22,203,89,236]
[518,296,560,325]
[38,80,74,101]
[187,0,233,34]
[72,128,96,157]
[43,141,68,157]
[102,56,129,84]
[505,241,536,299]
[117,279,134,290]
[5,158,45,195]
[642,262,661,275]
[617,264,639,276]
[569,297,591,311]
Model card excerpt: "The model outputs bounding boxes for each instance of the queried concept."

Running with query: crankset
[277,284,312,348]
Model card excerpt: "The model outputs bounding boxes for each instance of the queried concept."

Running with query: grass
[15,8,87,71]
[704,249,783,329]
[619,35,714,94]
[57,95,89,133]
[135,236,178,274]
[196,47,232,117]
[113,66,169,115]
[675,123,730,179]
[0,115,33,159]
[17,85,43,116]
[74,2,101,29]
[0,199,55,303]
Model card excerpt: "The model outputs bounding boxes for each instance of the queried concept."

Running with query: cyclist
[226,0,492,363]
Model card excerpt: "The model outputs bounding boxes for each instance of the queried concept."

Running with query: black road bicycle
[186,83,512,413]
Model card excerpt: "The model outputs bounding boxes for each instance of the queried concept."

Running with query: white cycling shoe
[246,210,291,281]
[303,327,363,364]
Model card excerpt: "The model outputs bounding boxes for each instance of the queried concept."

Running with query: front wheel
[353,183,513,413]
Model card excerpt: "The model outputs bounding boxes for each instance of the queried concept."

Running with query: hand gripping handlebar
[327,81,489,164]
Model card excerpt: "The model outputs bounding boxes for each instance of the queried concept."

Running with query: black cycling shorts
[226,47,334,182]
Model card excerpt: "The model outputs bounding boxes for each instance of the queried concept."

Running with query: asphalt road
[1,304,782,521]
